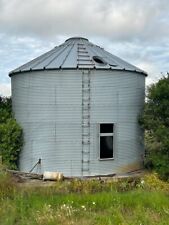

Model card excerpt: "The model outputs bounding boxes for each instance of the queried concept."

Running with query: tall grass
[0,170,169,225]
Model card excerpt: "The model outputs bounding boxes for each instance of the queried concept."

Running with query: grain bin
[9,37,146,176]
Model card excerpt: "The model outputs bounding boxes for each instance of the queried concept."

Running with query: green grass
[0,171,169,225]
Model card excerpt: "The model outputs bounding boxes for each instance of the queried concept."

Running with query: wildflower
[92,202,96,205]
[81,205,86,210]
[141,180,145,184]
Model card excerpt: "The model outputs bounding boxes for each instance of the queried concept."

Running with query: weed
[0,165,17,199]
[0,170,169,225]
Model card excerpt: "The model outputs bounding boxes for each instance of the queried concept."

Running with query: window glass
[100,123,114,159]
[100,123,113,133]
[100,136,113,158]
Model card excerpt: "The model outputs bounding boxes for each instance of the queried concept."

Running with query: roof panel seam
[60,41,76,68]
[11,48,57,72]
[32,44,66,68]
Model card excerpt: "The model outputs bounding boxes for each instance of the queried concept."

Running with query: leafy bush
[143,173,169,192]
[140,74,169,181]
[0,96,23,169]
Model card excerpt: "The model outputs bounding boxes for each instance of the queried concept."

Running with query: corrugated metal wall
[12,70,82,176]
[90,70,145,175]
[12,69,145,176]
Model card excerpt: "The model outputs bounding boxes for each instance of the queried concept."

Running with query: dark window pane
[100,136,113,159]
[100,124,113,133]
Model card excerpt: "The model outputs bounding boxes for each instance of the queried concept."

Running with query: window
[99,123,114,159]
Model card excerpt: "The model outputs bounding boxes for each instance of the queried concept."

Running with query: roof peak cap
[65,37,88,42]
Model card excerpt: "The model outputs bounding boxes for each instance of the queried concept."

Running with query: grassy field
[0,170,169,225]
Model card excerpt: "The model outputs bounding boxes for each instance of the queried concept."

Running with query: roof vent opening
[93,56,107,65]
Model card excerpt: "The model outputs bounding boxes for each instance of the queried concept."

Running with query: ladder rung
[82,114,90,117]
[82,86,90,89]
[82,83,90,86]
[82,107,90,110]
[82,97,90,101]
[82,102,90,105]
[79,55,90,57]
[82,119,90,122]
[82,160,90,163]
[82,110,90,113]
[82,120,89,124]
[82,74,90,76]
[82,109,90,112]
[82,83,90,87]
[82,168,89,171]
[82,130,90,133]
[82,103,90,106]
[82,103,90,107]
[82,116,90,120]
[82,75,90,78]
[82,88,90,91]
[82,141,90,144]
[78,50,88,53]
[82,124,90,127]
[82,151,90,154]
[82,99,90,102]
[82,133,90,136]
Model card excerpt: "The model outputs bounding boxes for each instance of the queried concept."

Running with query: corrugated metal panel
[12,68,145,176]
[89,70,145,176]
[12,70,82,175]
[9,37,147,75]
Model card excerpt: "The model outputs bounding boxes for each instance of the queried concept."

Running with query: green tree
[0,96,23,169]
[140,74,169,180]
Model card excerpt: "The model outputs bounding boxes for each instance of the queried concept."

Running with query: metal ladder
[81,70,91,176]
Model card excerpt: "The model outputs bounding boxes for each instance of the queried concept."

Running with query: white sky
[0,0,169,96]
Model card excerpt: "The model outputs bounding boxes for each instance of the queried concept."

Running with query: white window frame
[99,123,114,160]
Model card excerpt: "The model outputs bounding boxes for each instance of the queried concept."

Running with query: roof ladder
[81,70,91,176]
[77,43,94,66]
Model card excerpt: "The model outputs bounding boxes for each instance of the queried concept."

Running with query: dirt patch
[6,169,145,187]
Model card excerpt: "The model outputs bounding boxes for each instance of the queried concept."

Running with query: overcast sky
[0,0,169,96]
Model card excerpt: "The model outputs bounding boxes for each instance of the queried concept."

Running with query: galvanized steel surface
[11,69,145,176]
[10,37,146,75]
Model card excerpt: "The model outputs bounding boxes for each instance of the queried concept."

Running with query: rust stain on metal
[119,161,144,173]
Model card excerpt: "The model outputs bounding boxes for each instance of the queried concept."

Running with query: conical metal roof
[9,37,146,75]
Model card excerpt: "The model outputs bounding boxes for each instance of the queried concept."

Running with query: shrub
[140,74,169,181]
[0,96,23,169]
